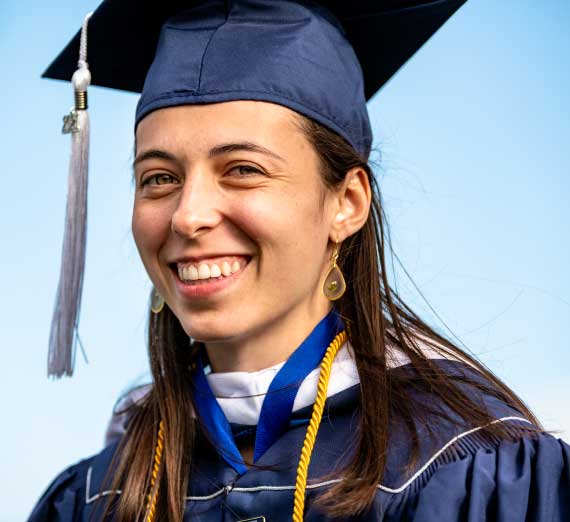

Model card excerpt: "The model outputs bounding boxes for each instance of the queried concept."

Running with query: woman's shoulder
[379,426,570,521]
[28,442,119,522]
[379,358,570,520]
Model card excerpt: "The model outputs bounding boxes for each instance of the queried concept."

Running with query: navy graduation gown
[28,360,570,521]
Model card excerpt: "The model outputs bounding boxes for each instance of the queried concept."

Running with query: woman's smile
[170,255,251,299]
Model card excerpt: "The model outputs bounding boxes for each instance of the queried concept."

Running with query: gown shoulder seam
[378,415,532,494]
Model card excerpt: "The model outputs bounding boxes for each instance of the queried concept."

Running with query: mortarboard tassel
[48,13,93,378]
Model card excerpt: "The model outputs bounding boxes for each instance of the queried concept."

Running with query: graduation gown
[28,355,570,522]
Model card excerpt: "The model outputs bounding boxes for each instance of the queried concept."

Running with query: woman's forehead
[136,100,307,159]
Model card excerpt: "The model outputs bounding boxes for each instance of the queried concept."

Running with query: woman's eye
[142,173,178,186]
[228,165,264,177]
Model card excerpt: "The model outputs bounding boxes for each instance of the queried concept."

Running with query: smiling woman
[29,1,570,522]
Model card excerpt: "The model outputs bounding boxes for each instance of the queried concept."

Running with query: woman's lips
[171,256,250,299]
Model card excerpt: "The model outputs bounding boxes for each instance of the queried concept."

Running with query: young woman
[30,1,570,521]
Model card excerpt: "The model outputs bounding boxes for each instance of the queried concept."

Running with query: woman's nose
[171,173,223,239]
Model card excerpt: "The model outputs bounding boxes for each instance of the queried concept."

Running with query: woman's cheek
[226,194,284,243]
[132,205,168,264]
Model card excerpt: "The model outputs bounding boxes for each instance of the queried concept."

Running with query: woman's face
[133,101,340,358]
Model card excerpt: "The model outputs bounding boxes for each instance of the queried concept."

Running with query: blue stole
[192,310,344,475]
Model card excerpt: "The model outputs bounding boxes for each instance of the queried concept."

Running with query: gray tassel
[48,13,93,378]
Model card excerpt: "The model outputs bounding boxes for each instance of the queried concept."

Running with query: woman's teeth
[178,260,242,283]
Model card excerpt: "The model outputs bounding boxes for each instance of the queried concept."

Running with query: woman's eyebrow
[208,141,286,163]
[133,142,286,169]
[133,149,177,168]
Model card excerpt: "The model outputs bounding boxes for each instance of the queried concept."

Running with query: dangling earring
[323,241,346,301]
[151,287,165,314]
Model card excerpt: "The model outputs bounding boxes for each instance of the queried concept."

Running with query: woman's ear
[330,167,371,242]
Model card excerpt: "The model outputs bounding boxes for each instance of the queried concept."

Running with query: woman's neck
[204,301,332,373]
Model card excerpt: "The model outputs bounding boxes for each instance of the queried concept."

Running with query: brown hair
[101,114,540,520]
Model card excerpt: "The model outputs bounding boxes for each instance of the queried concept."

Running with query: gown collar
[206,341,359,426]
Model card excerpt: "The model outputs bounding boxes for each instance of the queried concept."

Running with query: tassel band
[75,91,88,110]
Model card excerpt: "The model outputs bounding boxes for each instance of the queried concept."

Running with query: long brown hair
[101,114,540,520]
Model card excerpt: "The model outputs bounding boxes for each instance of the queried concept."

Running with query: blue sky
[1,0,568,518]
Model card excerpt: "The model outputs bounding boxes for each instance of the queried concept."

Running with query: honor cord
[293,330,346,521]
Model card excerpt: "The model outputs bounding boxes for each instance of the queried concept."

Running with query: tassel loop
[62,13,92,135]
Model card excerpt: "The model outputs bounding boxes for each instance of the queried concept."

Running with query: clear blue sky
[1,1,568,518]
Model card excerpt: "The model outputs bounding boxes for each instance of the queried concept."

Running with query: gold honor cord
[292,330,346,521]
[145,330,347,522]
[145,420,164,522]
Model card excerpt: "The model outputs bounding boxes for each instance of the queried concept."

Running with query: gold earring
[151,287,165,314]
[323,241,346,301]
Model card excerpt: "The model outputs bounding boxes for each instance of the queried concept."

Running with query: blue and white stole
[192,310,344,474]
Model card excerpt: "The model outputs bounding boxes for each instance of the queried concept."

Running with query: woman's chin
[179,315,248,345]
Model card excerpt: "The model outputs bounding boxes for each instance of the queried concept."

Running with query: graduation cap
[44,0,467,377]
